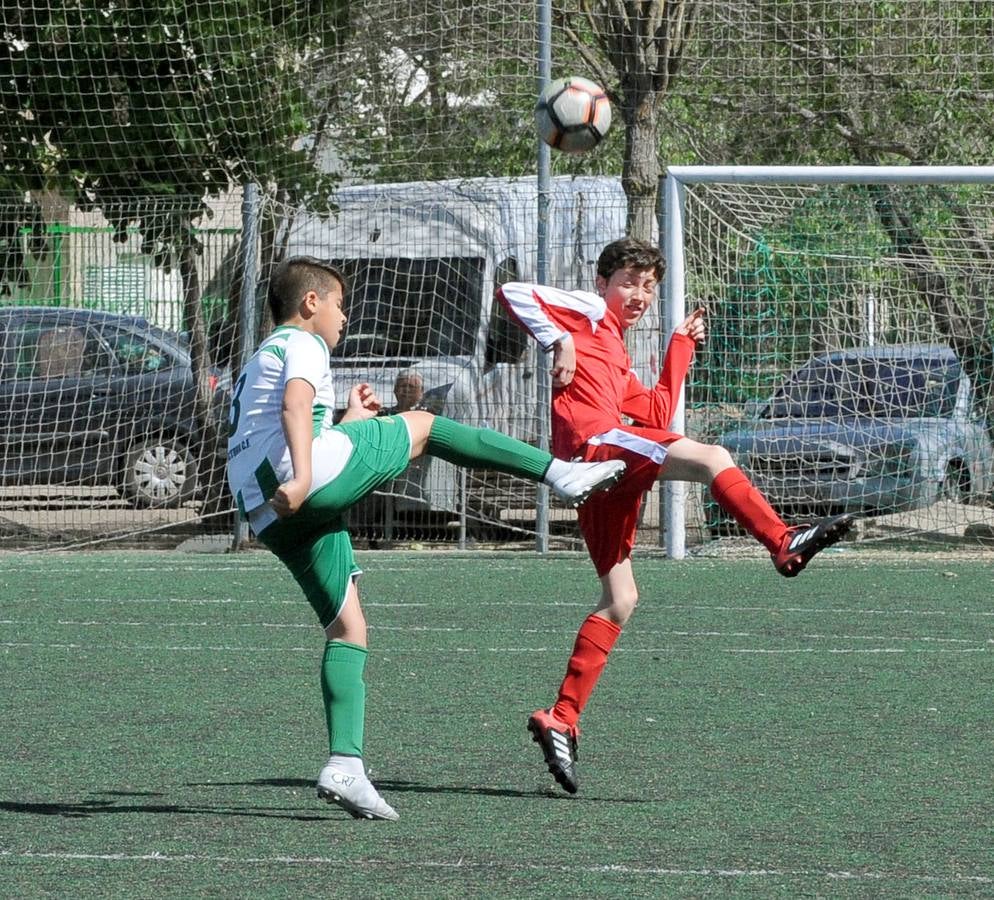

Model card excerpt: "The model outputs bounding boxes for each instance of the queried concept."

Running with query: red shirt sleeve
[619,332,697,429]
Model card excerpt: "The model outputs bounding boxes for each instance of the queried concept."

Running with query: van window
[329,257,484,359]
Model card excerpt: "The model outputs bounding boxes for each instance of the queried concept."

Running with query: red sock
[551,614,622,728]
[710,467,787,553]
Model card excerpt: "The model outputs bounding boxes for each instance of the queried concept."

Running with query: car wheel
[122,438,198,508]
[940,461,971,503]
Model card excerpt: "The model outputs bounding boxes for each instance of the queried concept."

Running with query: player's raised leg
[661,437,852,576]
[401,411,626,508]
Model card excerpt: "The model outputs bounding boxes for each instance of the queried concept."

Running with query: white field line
[0,849,989,886]
[0,641,987,655]
[0,598,429,607]
[2,596,992,618]
[0,565,277,574]
[0,620,990,648]
[0,562,460,575]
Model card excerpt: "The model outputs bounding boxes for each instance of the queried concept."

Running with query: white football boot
[317,757,399,821]
[544,458,626,508]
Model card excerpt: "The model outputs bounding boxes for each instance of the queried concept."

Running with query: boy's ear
[300,290,318,317]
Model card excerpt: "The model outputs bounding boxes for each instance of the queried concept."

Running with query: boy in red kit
[497,237,852,794]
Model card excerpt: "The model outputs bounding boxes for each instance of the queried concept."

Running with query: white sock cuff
[543,458,571,484]
[327,753,365,776]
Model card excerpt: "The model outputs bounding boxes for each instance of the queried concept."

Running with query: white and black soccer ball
[535,76,612,155]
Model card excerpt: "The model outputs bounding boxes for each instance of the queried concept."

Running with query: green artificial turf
[1,550,992,897]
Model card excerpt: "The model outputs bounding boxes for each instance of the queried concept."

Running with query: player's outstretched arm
[620,309,704,429]
[674,306,707,343]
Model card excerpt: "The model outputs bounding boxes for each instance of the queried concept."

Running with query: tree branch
[560,10,616,91]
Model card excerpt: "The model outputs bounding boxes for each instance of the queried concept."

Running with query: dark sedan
[0,306,226,507]
[714,344,994,525]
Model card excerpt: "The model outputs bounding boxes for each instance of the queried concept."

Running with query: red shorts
[574,426,683,577]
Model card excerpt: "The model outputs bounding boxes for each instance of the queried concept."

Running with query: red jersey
[497,282,696,459]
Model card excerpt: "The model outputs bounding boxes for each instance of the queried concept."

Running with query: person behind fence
[378,369,425,416]
[225,255,627,821]
[496,236,853,796]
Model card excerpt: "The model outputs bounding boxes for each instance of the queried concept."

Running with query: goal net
[667,167,994,554]
[4,1,994,550]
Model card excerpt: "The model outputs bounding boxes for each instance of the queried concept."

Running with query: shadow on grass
[0,789,329,821]
[187,777,640,802]
[191,777,547,799]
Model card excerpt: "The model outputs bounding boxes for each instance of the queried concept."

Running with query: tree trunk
[621,90,663,241]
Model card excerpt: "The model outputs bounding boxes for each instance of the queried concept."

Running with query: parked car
[713,344,994,528]
[0,306,228,507]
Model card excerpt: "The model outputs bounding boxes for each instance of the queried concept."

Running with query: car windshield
[328,256,484,360]
[766,355,960,418]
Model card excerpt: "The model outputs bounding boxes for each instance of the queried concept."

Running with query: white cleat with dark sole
[546,459,626,508]
[317,762,399,821]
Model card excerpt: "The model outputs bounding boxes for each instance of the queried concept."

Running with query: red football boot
[773,514,854,577]
[527,708,580,794]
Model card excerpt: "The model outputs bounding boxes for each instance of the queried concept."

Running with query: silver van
[284,176,654,525]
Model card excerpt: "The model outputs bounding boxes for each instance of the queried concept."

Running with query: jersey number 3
[228,373,248,438]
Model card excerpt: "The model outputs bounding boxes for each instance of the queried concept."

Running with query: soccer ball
[535,76,612,155]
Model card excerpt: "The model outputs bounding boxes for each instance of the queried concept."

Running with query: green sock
[426,416,553,480]
[320,640,368,757]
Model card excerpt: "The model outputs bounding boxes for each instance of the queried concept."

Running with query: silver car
[715,344,994,523]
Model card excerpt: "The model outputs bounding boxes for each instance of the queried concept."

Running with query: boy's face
[307,279,347,349]
[597,265,659,330]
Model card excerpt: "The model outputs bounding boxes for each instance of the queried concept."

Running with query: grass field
[1,548,992,898]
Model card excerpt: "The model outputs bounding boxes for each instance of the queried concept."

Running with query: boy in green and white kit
[226,256,626,821]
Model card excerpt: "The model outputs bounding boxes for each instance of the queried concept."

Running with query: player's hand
[676,307,707,344]
[345,383,382,420]
[551,334,576,387]
[271,478,309,518]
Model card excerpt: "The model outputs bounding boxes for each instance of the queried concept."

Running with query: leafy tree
[553,0,700,238]
[685,1,994,438]
[319,0,630,183]
[1,0,347,500]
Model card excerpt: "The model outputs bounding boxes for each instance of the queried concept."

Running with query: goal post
[662,165,994,559]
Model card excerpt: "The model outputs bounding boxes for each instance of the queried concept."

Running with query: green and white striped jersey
[226,325,351,517]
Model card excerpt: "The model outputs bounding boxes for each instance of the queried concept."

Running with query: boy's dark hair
[596,238,665,282]
[267,256,347,324]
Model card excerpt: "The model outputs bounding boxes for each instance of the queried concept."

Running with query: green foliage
[683,0,994,167]
[0,0,345,257]
[328,1,623,183]
[698,188,891,404]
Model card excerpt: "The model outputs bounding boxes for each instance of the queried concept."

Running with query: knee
[404,410,436,455]
[601,585,639,625]
[702,443,735,477]
[325,590,368,644]
[326,616,366,645]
